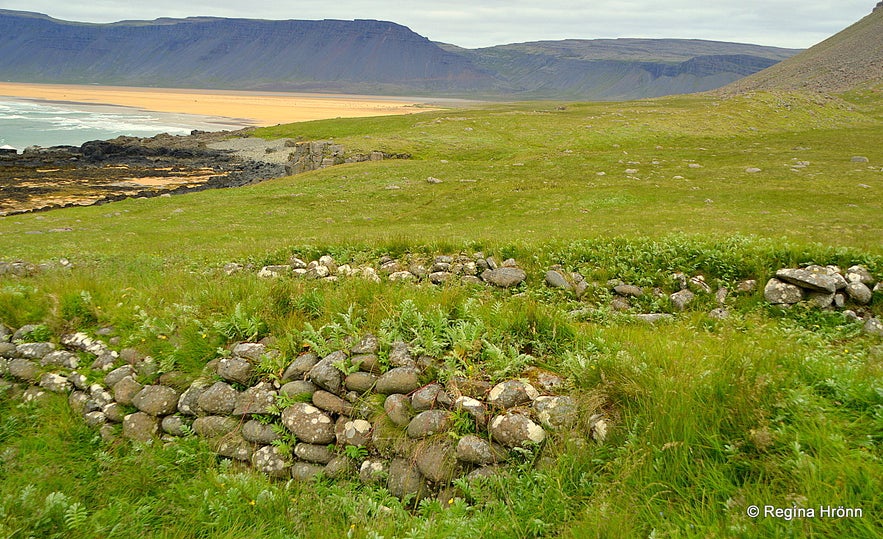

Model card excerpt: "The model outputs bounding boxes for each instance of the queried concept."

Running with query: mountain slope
[723,8,883,94]
[0,9,798,99]
[444,39,797,99]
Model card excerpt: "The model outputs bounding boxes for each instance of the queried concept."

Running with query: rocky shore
[0,130,406,216]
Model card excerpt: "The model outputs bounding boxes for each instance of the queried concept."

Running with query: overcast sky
[1,1,876,49]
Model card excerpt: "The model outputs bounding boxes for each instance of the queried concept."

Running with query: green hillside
[1,87,882,538]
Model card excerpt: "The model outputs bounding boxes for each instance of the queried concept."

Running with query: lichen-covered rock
[864,318,883,337]
[454,396,487,428]
[324,456,354,479]
[232,383,276,416]
[407,410,453,438]
[376,366,421,395]
[295,443,336,464]
[104,365,136,388]
[488,380,539,409]
[177,381,209,416]
[775,268,838,293]
[614,284,643,297]
[213,433,253,461]
[387,341,414,367]
[280,380,317,398]
[489,413,546,448]
[84,411,107,428]
[845,282,872,305]
[411,383,452,411]
[217,357,254,385]
[39,373,71,393]
[338,419,372,447]
[281,403,335,444]
[122,412,160,442]
[806,291,835,309]
[764,278,804,304]
[196,381,239,415]
[161,415,192,436]
[241,419,280,444]
[670,289,695,311]
[112,375,144,406]
[16,342,55,360]
[40,350,78,368]
[231,342,266,361]
[533,395,578,429]
[456,435,508,465]
[846,265,875,286]
[192,416,239,438]
[0,342,18,358]
[103,402,126,423]
[253,445,290,478]
[359,459,388,484]
[308,352,345,394]
[350,333,378,355]
[291,462,325,481]
[386,458,426,500]
[353,353,382,374]
[481,267,527,288]
[132,385,180,416]
[8,358,39,382]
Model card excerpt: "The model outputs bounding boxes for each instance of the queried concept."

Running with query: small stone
[112,376,143,406]
[280,380,317,398]
[312,389,353,415]
[241,420,280,444]
[863,318,883,337]
[387,341,414,368]
[295,443,336,464]
[545,270,572,291]
[39,373,71,393]
[670,289,695,311]
[387,458,427,500]
[254,445,291,478]
[481,267,527,288]
[308,352,346,394]
[233,383,277,416]
[161,415,192,437]
[384,394,415,427]
[192,416,239,438]
[339,419,373,447]
[614,284,643,297]
[281,352,319,382]
[407,410,453,438]
[217,357,254,385]
[376,367,421,395]
[415,441,460,484]
[845,282,872,305]
[775,268,838,293]
[359,459,388,484]
[345,371,378,393]
[231,342,266,361]
[411,383,452,411]
[122,412,160,442]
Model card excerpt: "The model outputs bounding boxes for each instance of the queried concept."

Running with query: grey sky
[0,1,875,49]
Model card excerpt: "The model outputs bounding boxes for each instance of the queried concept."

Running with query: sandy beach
[0,82,438,126]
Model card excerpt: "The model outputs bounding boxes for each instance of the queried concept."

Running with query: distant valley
[0,9,799,100]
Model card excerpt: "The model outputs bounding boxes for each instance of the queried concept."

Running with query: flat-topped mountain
[0,9,799,99]
[723,7,883,94]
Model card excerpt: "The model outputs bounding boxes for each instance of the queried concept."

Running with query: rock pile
[1,328,596,501]
[764,265,880,310]
[285,140,404,175]
[243,253,528,289]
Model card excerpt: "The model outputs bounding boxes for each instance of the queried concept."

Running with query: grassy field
[1,87,882,538]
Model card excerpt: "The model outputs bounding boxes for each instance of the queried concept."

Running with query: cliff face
[0,10,798,99]
[0,11,500,93]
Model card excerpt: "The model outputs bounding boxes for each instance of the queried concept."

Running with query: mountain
[0,9,799,99]
[442,39,798,100]
[723,6,883,94]
[0,10,500,94]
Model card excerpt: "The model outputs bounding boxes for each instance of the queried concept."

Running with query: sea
[0,98,247,150]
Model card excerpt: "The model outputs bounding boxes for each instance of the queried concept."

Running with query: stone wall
[284,140,407,175]
[0,326,597,501]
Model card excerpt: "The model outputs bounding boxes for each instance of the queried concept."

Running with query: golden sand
[0,82,436,126]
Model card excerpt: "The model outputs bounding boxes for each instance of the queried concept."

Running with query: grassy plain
[1,87,882,538]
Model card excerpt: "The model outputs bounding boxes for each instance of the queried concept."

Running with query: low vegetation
[1,87,882,538]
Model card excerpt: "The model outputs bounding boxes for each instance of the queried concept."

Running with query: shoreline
[0,82,443,127]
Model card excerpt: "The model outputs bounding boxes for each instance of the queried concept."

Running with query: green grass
[2,89,883,537]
